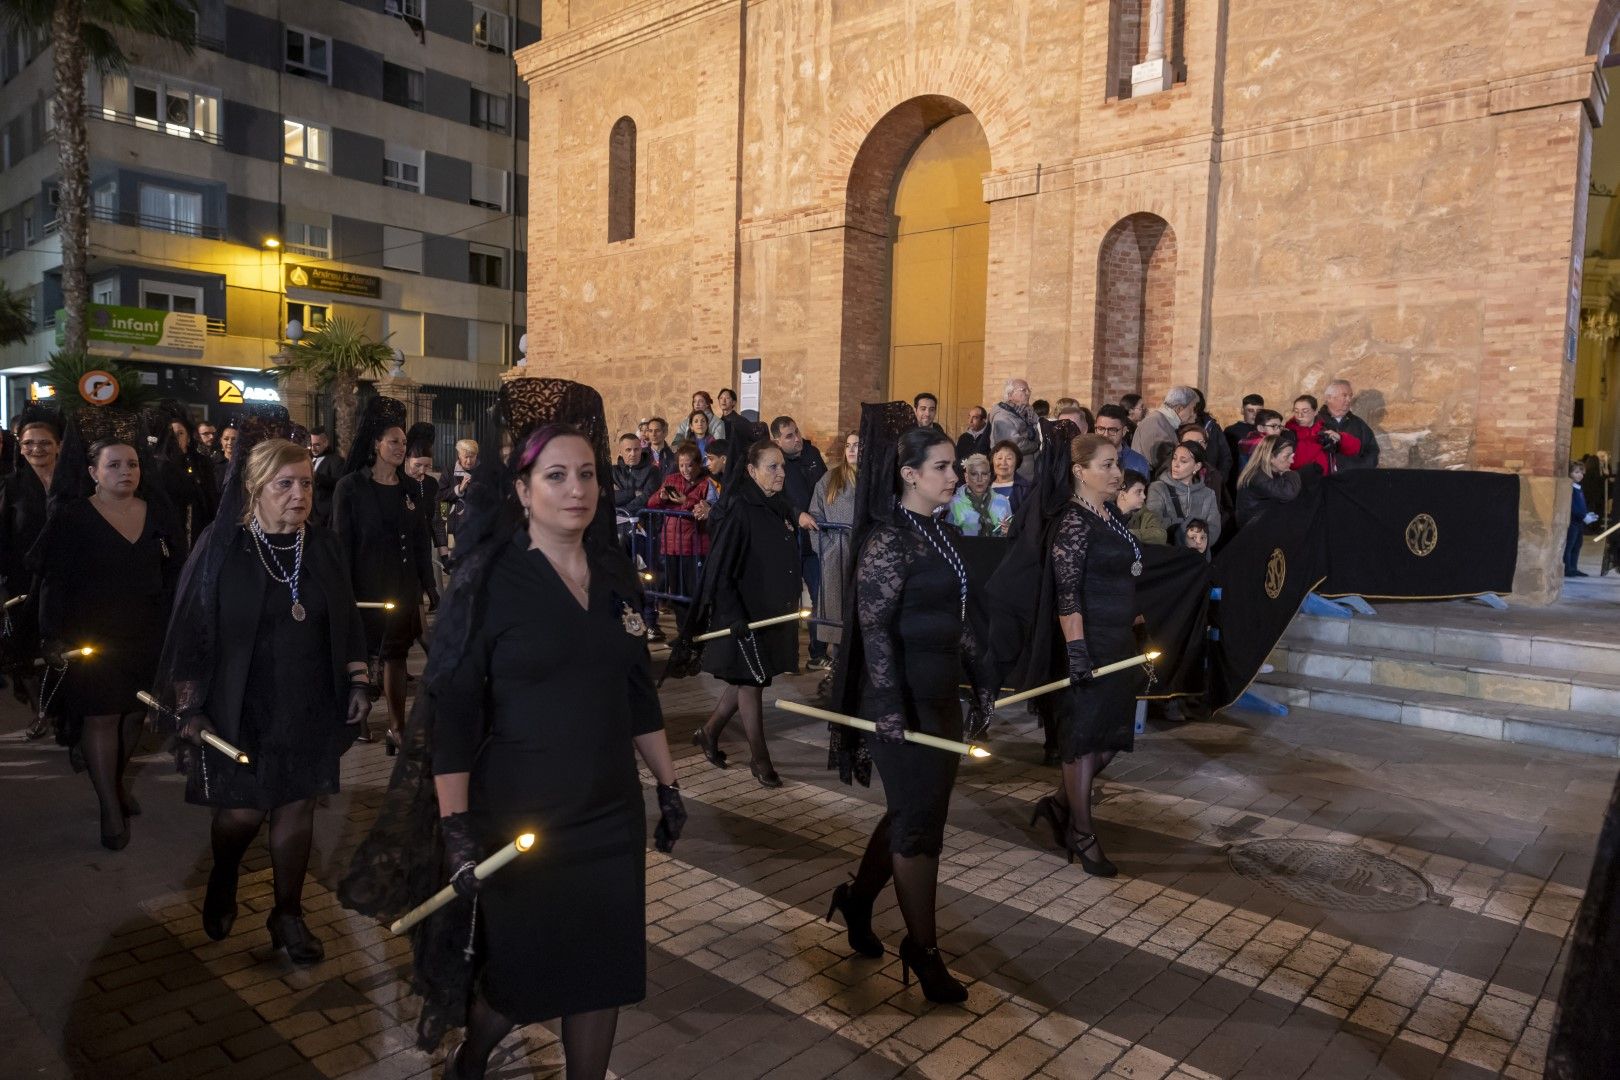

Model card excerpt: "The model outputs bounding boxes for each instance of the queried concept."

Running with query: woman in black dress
[332,397,433,752]
[688,438,802,787]
[152,401,217,549]
[1,407,61,736]
[404,423,447,611]
[825,408,997,1004]
[1032,433,1149,876]
[154,428,371,962]
[34,412,186,849]
[431,421,683,1080]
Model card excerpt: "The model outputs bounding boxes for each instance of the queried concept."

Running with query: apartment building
[0,0,533,424]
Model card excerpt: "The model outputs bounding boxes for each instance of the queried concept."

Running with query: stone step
[1247,671,1620,757]
[1279,611,1620,676]
[1268,641,1620,717]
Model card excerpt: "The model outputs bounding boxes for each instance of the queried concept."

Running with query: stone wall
[520,0,1615,601]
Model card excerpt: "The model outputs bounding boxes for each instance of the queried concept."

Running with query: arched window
[608,116,636,243]
[1093,213,1177,406]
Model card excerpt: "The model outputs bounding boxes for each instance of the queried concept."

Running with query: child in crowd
[1116,469,1166,544]
[1568,461,1597,577]
[1184,518,1211,559]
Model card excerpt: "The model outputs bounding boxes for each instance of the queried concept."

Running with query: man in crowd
[196,420,219,453]
[1318,379,1379,470]
[773,416,830,670]
[1095,404,1150,477]
[1132,385,1200,474]
[1235,408,1285,472]
[913,392,948,437]
[645,416,677,474]
[614,433,665,639]
[990,378,1041,480]
[309,426,343,528]
[956,405,991,462]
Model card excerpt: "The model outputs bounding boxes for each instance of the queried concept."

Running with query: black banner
[1209,482,1327,708]
[1319,469,1518,599]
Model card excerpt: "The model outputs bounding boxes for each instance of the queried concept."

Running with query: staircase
[1250,604,1620,757]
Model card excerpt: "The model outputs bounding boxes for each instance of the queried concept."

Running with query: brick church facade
[518,0,1620,600]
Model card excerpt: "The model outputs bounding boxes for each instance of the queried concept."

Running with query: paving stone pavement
[0,646,1612,1080]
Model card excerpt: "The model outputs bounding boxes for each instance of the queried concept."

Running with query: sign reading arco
[285,263,382,299]
[56,304,206,354]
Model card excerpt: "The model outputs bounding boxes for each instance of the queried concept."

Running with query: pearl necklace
[249,519,308,620]
[1073,494,1143,577]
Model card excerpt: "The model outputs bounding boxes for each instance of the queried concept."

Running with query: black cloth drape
[1317,468,1518,598]
[1546,768,1620,1079]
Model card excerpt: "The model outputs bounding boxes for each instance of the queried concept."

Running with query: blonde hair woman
[1235,434,1303,528]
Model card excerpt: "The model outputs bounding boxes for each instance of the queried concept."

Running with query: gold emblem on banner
[1264,548,1287,599]
[1405,513,1438,557]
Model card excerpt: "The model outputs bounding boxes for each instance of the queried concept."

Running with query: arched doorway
[1092,213,1176,408]
[838,96,989,433]
[887,115,991,433]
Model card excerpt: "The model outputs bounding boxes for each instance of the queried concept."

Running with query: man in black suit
[309,426,344,527]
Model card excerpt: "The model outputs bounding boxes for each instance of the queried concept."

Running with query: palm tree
[0,283,31,347]
[0,0,196,355]
[268,318,395,451]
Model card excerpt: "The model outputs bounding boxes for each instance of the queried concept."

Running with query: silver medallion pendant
[405,495,416,512]
[1131,560,1144,578]
[291,601,307,622]
[621,604,646,637]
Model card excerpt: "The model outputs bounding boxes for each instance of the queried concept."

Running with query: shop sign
[285,263,382,299]
[217,378,281,404]
[57,304,207,354]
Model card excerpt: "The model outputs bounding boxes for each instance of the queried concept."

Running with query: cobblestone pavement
[1,655,1611,1080]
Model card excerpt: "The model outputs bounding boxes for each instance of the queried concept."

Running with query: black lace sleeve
[1052,506,1091,619]
[855,525,911,722]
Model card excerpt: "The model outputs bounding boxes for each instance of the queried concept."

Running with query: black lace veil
[826,401,917,785]
[337,376,620,1051]
[344,395,409,477]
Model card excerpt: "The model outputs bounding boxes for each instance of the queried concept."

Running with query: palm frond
[40,350,157,413]
[0,282,33,347]
[266,318,395,388]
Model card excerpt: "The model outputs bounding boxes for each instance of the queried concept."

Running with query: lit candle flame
[1146,650,1161,661]
[78,646,94,657]
[797,608,812,618]
[968,745,992,759]
[640,572,654,582]
[516,832,536,852]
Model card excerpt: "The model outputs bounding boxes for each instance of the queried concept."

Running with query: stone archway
[1092,213,1177,407]
[836,95,982,427]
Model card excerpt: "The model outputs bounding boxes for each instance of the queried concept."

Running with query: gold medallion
[1405,513,1438,557]
[1264,548,1287,600]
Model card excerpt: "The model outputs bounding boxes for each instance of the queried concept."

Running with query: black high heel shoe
[100,825,129,851]
[749,760,782,789]
[1029,795,1068,851]
[824,882,883,958]
[267,909,324,965]
[897,936,967,1004]
[385,729,400,757]
[1065,827,1118,878]
[445,1041,483,1080]
[692,728,727,769]
[202,862,239,941]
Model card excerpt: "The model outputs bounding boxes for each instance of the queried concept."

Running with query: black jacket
[613,459,662,516]
[1319,410,1379,470]
[312,451,344,528]
[781,443,827,555]
[955,427,991,463]
[1236,469,1303,528]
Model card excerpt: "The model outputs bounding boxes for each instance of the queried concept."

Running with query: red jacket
[647,473,713,556]
[1286,418,1361,475]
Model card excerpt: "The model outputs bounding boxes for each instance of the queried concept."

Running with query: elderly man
[989,378,1041,479]
[1132,385,1200,474]
[1319,379,1379,470]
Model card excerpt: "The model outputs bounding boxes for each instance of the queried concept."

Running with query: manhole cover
[1228,839,1433,913]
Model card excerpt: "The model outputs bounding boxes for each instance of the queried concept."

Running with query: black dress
[0,466,49,658]
[183,527,368,809]
[408,472,447,553]
[157,452,216,549]
[700,483,801,686]
[1052,504,1143,759]
[431,533,664,1023]
[855,512,996,857]
[332,471,432,661]
[34,498,185,725]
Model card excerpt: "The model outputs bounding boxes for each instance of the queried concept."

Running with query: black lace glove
[874,711,906,745]
[1132,622,1154,656]
[426,586,440,614]
[1067,639,1094,684]
[179,711,217,747]
[965,688,995,742]
[40,639,68,670]
[653,782,686,853]
[729,618,754,643]
[346,685,372,727]
[440,812,482,899]
[174,711,215,772]
[439,553,454,575]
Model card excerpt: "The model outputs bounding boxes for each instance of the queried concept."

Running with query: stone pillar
[275,367,317,429]
[1131,0,1173,97]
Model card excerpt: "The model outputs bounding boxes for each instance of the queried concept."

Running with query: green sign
[57,304,206,354]
[285,263,382,298]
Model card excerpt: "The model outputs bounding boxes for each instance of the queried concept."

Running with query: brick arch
[1593,0,1620,53]
[1092,213,1177,408]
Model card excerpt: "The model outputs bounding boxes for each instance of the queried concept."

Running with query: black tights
[702,684,772,770]
[382,657,407,738]
[849,813,942,950]
[1055,750,1117,857]
[81,711,142,835]
[209,798,317,915]
[458,992,618,1080]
